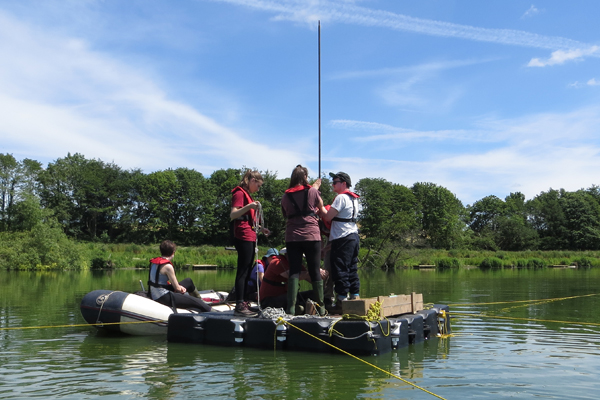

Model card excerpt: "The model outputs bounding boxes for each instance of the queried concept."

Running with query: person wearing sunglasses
[318,171,360,314]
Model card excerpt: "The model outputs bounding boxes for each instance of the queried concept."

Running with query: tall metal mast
[318,20,322,178]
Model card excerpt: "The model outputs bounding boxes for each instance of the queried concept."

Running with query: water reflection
[3,268,600,399]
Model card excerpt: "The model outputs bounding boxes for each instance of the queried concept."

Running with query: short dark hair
[329,171,352,188]
[160,240,176,257]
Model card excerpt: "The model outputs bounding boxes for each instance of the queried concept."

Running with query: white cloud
[528,46,600,67]
[331,120,490,142]
[327,107,600,204]
[522,5,540,19]
[0,9,304,174]
[214,0,590,52]
[588,78,600,86]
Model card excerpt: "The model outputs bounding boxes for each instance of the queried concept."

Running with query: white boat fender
[276,322,288,342]
[232,319,245,343]
[390,320,402,349]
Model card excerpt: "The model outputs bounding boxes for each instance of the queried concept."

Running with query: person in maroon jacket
[230,170,270,316]
[281,165,327,315]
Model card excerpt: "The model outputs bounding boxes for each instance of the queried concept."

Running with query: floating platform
[81,290,450,356]
[167,304,450,356]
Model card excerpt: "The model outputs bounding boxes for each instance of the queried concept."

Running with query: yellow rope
[0,320,167,331]
[449,293,600,307]
[451,311,600,327]
[276,317,447,400]
[338,300,391,337]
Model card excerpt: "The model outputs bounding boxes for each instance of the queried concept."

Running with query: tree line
[2,153,600,258]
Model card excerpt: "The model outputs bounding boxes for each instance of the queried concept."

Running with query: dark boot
[312,280,326,316]
[286,277,299,315]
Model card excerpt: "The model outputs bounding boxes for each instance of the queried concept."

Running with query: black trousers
[330,232,360,298]
[234,238,256,304]
[286,240,322,282]
[155,280,211,313]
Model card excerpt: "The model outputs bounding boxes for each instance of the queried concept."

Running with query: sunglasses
[332,180,342,185]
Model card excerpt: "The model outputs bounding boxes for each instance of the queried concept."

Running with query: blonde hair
[240,170,263,190]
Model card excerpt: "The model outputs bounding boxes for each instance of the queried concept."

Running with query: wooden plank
[342,298,379,316]
[342,293,424,317]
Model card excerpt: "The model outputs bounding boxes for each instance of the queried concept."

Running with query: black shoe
[245,301,260,313]
[234,303,258,317]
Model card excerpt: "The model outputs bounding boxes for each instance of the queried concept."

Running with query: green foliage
[411,182,465,249]
[572,257,594,268]
[479,257,504,269]
[356,178,420,251]
[0,219,87,270]
[435,257,461,269]
[527,258,546,269]
[7,152,600,269]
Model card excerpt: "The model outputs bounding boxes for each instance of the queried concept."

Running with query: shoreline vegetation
[4,153,600,270]
[2,235,600,270]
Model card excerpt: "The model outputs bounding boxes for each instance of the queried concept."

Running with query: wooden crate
[342,292,423,317]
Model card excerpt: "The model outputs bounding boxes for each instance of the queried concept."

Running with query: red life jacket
[319,204,332,234]
[149,257,171,265]
[147,257,173,295]
[231,186,255,223]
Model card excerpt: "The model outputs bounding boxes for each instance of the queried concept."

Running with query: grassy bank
[360,248,600,269]
[2,224,600,270]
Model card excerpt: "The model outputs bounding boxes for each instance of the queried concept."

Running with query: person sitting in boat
[259,248,328,314]
[245,247,279,301]
[148,240,211,313]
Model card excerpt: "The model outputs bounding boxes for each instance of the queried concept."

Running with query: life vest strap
[332,193,358,223]
[262,277,286,287]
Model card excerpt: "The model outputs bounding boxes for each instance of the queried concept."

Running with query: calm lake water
[2,267,600,399]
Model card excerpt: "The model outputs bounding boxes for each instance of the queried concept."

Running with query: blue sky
[1,0,599,205]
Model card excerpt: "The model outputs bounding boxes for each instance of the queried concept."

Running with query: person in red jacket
[230,170,270,316]
[259,249,328,312]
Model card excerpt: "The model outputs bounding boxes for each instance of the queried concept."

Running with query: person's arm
[230,201,259,221]
[312,178,322,190]
[320,205,338,222]
[161,264,186,294]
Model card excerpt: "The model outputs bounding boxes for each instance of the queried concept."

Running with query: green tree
[133,169,179,241]
[528,189,570,250]
[0,154,42,231]
[207,168,242,245]
[254,170,287,246]
[38,153,133,240]
[411,182,465,249]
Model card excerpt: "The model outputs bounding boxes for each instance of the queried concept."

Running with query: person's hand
[320,269,329,280]
[250,201,260,210]
[179,286,187,294]
[262,227,271,236]
[312,178,322,190]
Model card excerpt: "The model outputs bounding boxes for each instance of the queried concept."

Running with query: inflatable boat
[80,289,230,336]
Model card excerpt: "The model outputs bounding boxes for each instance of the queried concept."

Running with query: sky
[1,0,599,206]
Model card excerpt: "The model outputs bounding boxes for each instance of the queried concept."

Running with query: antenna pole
[318,20,322,178]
